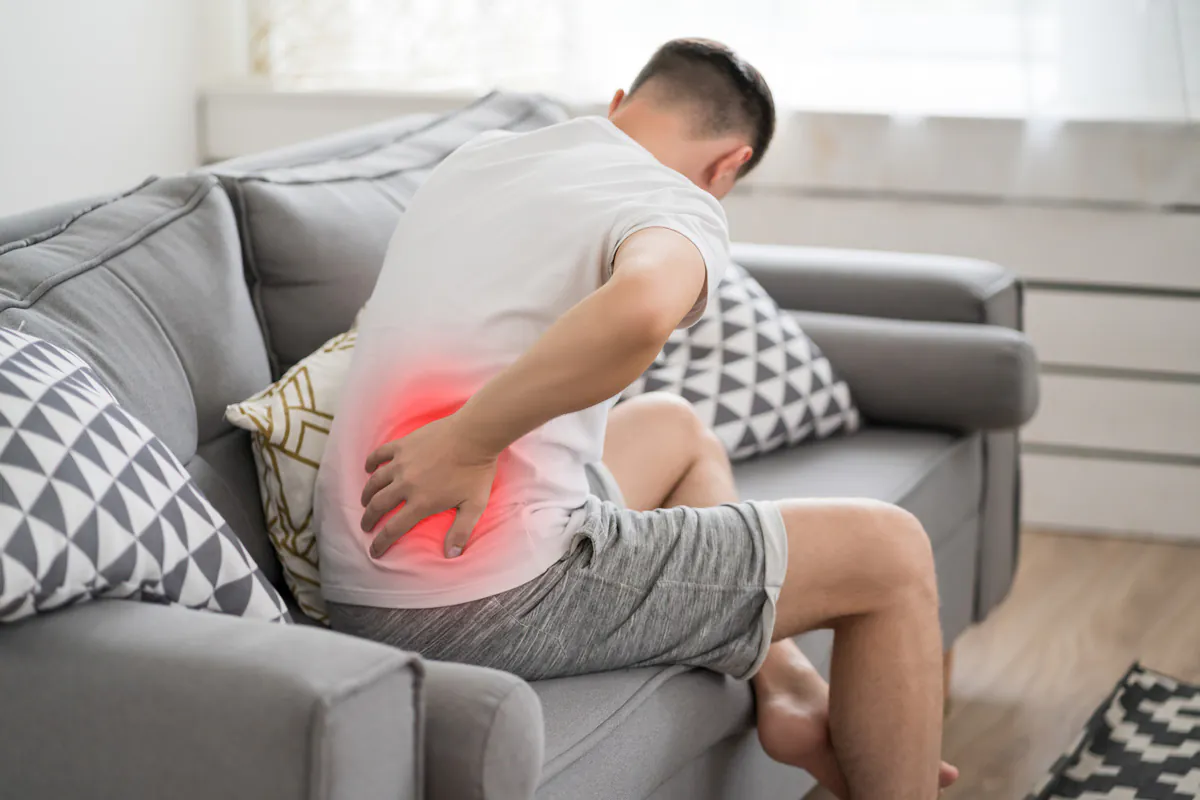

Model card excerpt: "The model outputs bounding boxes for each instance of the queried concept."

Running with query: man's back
[315,115,729,609]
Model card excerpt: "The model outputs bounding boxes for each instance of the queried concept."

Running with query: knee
[860,502,938,605]
[695,421,729,467]
[629,392,726,462]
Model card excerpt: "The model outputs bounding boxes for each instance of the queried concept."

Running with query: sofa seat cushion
[532,666,756,798]
[731,426,983,548]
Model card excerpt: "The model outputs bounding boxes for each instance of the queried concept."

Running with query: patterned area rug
[1028,664,1200,799]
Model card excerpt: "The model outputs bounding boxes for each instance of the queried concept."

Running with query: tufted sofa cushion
[0,175,279,584]
[210,91,569,375]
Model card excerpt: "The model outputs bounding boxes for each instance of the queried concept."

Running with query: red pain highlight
[370,372,517,548]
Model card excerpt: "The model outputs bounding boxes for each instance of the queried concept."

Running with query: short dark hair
[629,39,775,176]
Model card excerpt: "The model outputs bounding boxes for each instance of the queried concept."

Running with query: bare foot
[753,641,959,797]
[755,665,850,797]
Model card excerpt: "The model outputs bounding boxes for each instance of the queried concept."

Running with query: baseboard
[1025,524,1200,545]
[1022,452,1200,541]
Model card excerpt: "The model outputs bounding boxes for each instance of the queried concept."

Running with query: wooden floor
[806,528,1200,800]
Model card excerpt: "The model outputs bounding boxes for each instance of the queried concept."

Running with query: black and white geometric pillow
[1028,663,1200,800]
[0,327,289,624]
[622,263,861,461]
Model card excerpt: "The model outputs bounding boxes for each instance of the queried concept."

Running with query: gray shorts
[327,464,787,681]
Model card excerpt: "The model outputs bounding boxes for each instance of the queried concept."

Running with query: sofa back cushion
[211,91,569,374]
[0,175,280,585]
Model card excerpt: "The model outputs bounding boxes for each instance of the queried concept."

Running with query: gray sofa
[0,93,1038,800]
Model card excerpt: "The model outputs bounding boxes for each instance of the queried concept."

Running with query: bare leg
[603,394,956,797]
[772,499,946,797]
[601,392,739,512]
[944,648,955,715]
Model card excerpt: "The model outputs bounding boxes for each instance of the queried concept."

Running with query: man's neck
[609,108,696,180]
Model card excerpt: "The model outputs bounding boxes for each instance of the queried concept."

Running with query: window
[249,0,1198,120]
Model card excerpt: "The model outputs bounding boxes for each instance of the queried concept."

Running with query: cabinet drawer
[1025,291,1200,375]
[1024,375,1200,457]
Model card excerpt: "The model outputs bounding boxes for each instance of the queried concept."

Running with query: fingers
[365,442,396,473]
[370,503,428,559]
[368,500,485,559]
[444,503,484,559]
[360,481,407,533]
[360,466,393,508]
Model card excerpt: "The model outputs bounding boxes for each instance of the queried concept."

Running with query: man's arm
[454,227,707,455]
[361,226,707,558]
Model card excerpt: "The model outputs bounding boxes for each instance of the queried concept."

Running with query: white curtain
[250,0,1198,120]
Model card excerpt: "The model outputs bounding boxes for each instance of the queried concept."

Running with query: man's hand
[360,415,498,559]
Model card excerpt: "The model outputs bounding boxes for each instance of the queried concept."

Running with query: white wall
[0,0,201,215]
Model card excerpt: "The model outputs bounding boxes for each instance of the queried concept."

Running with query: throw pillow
[0,328,290,624]
[225,327,358,624]
[622,264,861,461]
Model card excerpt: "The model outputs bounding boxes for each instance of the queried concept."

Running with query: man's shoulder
[456,116,652,170]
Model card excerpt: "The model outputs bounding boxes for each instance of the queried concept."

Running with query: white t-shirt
[314,116,731,608]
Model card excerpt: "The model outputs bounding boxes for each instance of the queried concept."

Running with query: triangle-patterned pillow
[622,263,861,461]
[0,327,290,624]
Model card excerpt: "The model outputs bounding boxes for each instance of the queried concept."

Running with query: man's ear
[706,145,753,193]
[608,89,626,117]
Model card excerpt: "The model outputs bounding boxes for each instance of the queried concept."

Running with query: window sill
[200,84,1200,208]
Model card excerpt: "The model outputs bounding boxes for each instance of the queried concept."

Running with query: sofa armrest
[422,660,544,800]
[793,311,1039,431]
[0,602,423,800]
[732,242,1021,328]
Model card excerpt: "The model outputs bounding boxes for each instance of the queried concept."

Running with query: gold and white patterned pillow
[225,328,358,623]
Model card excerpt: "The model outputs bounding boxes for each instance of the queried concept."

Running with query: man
[315,39,957,797]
